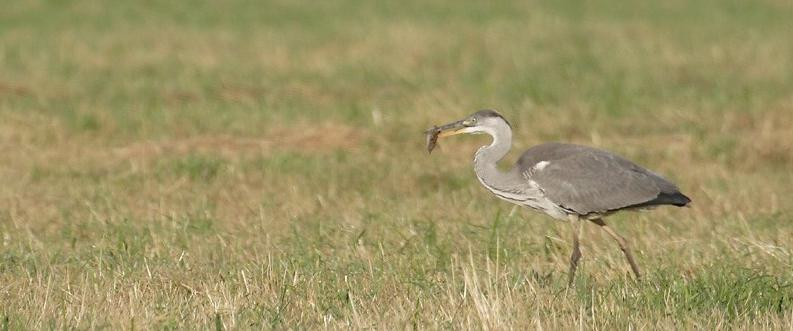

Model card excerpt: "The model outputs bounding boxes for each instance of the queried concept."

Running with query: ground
[1,0,792,329]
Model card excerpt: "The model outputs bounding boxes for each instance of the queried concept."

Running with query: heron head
[430,109,511,138]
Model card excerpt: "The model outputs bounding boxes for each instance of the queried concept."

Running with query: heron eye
[470,118,477,123]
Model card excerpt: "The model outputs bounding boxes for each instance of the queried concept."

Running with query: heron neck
[473,125,519,190]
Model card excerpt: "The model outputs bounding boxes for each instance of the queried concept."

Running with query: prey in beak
[424,119,471,154]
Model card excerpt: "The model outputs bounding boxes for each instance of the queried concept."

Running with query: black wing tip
[659,191,692,207]
[675,192,692,206]
[625,191,691,210]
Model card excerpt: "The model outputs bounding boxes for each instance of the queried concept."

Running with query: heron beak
[433,120,468,138]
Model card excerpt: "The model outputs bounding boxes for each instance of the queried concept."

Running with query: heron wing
[517,143,686,215]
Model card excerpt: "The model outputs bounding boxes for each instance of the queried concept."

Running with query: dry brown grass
[1,0,792,329]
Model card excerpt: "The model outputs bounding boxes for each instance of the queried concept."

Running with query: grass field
[2,0,793,329]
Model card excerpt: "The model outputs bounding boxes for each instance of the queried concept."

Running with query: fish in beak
[424,119,470,154]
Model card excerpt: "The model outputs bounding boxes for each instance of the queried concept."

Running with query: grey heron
[426,110,690,285]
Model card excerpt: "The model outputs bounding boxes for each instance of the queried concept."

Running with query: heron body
[427,109,690,284]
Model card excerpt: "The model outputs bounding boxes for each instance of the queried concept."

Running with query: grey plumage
[427,109,691,284]
[517,142,690,216]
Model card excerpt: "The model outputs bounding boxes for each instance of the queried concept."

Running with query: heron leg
[567,214,582,286]
[590,218,642,280]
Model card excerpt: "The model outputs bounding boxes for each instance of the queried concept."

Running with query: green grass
[1,0,793,329]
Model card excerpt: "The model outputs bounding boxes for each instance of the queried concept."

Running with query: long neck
[473,124,521,191]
